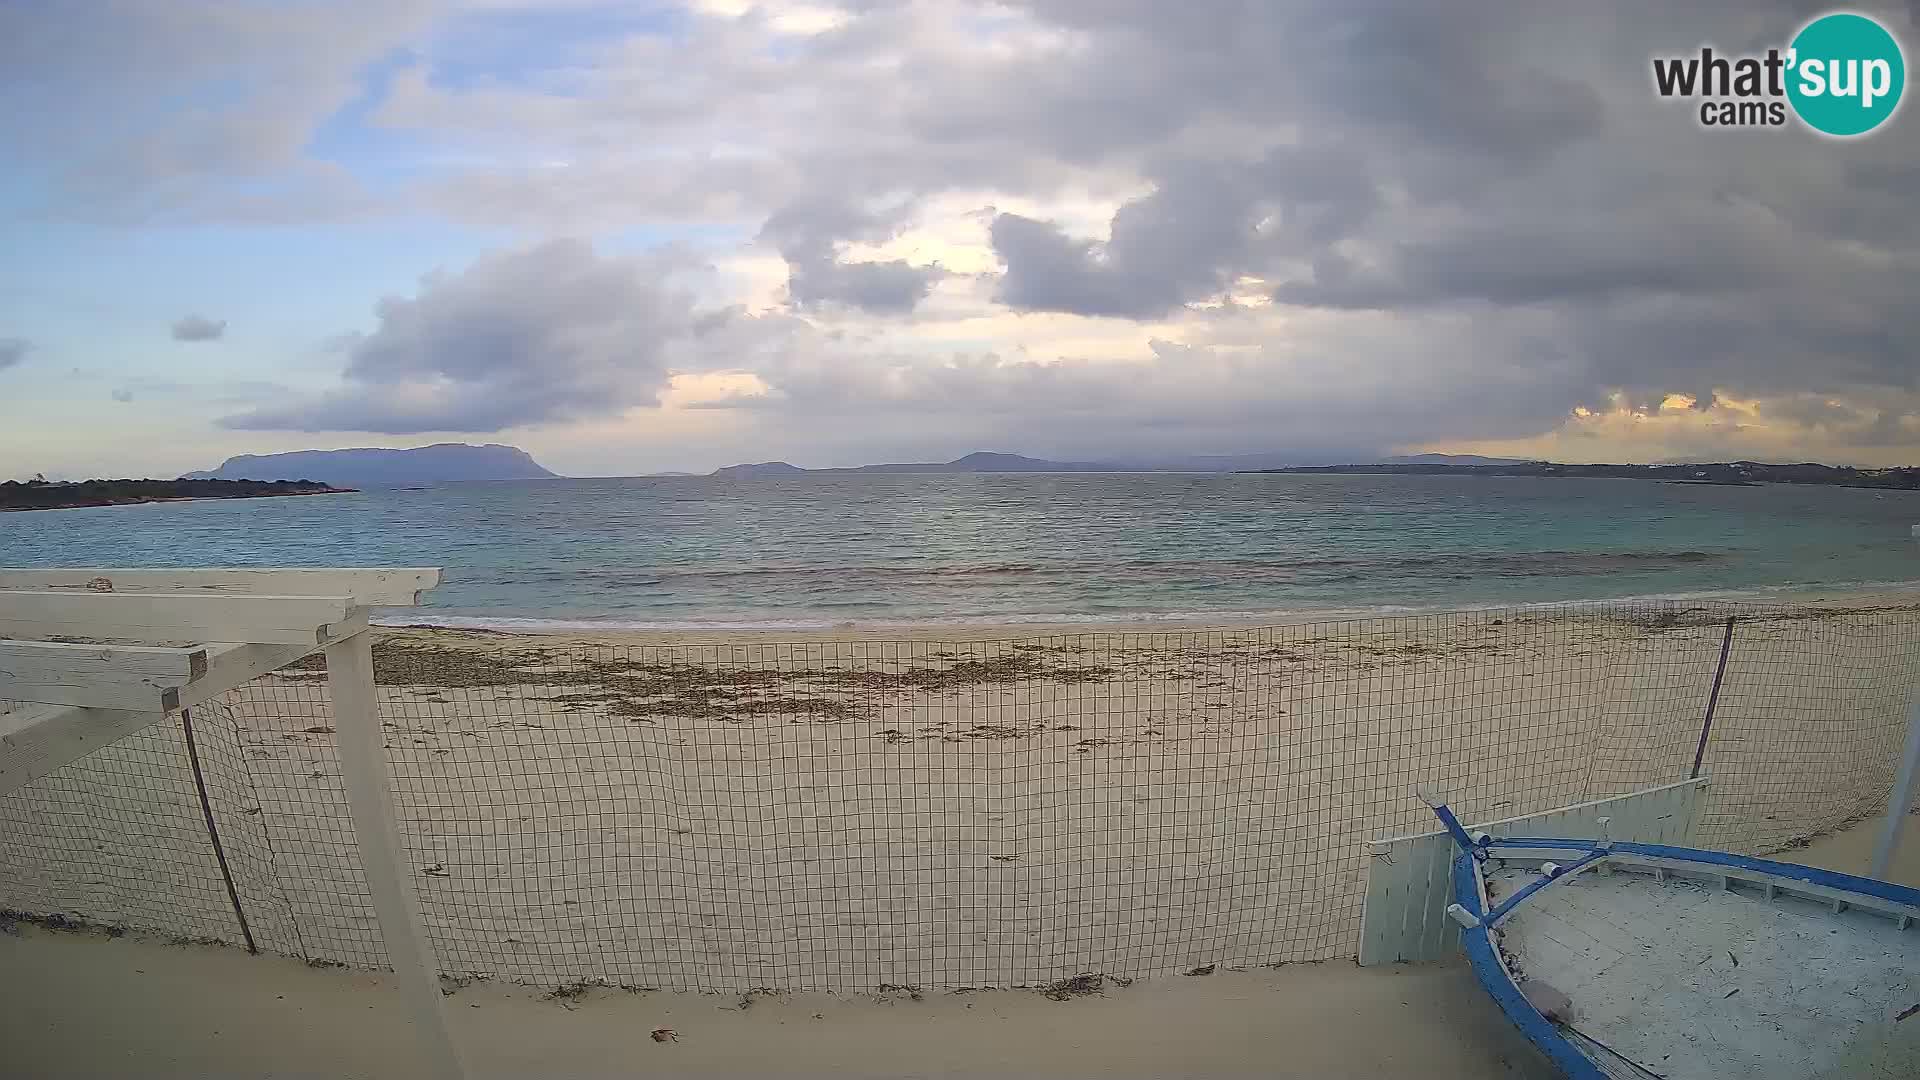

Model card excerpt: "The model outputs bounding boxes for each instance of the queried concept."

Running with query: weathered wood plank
[1414,827,1458,960]
[0,568,440,606]
[0,639,207,677]
[327,630,467,1079]
[0,615,364,794]
[0,664,194,711]
[0,701,170,796]
[1357,778,1710,966]
[181,613,366,710]
[0,592,354,645]
[1360,836,1414,966]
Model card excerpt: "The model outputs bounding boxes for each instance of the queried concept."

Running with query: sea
[4,473,1918,630]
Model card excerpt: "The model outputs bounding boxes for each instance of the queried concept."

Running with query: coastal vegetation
[1252,460,1920,490]
[0,477,351,511]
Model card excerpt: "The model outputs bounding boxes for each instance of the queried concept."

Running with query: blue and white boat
[1431,802,1920,1079]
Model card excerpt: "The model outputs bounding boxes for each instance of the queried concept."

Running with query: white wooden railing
[0,567,465,1080]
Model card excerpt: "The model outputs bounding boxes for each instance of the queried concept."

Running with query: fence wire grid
[4,598,1918,994]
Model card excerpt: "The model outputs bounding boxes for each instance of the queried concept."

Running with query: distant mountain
[183,443,560,486]
[712,452,1120,476]
[1380,453,1530,466]
[858,451,1119,473]
[707,450,1530,475]
[1123,451,1408,470]
[711,461,811,478]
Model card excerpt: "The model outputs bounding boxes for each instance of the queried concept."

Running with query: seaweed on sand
[284,639,1110,725]
[1039,972,1126,1000]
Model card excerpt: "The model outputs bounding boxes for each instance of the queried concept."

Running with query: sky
[2,0,1918,479]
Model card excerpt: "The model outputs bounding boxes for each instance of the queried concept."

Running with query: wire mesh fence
[3,598,1917,994]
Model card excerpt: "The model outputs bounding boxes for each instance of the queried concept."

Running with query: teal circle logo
[1787,12,1905,136]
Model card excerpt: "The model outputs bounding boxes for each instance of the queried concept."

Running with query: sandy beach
[3,816,1912,1080]
[6,592,1918,999]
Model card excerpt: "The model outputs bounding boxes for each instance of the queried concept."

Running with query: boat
[1429,801,1920,1079]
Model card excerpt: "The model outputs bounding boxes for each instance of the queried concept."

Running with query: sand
[3,817,1912,1080]
[4,594,1919,1000]
[0,924,1554,1079]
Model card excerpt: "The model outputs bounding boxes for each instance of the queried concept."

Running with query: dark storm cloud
[993,148,1380,317]
[220,240,706,433]
[170,315,227,342]
[991,170,1255,318]
[787,256,940,314]
[964,0,1920,435]
[996,1,1605,163]
[759,197,942,313]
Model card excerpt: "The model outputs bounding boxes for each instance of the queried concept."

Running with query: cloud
[758,197,944,313]
[14,0,1920,470]
[0,338,26,370]
[0,1,434,224]
[220,239,726,433]
[170,315,227,342]
[988,151,1313,318]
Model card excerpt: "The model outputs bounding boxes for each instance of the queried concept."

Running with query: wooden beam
[0,701,170,796]
[0,612,369,793]
[0,639,207,677]
[180,611,367,710]
[0,592,354,646]
[0,664,195,712]
[0,568,441,607]
[327,631,467,1079]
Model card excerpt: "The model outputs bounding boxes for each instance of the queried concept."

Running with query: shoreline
[372,581,1920,646]
[0,485,355,513]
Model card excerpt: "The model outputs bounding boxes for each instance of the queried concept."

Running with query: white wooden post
[326,631,466,1080]
[1870,696,1920,880]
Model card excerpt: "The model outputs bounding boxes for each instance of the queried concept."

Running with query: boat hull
[1452,840,1920,1079]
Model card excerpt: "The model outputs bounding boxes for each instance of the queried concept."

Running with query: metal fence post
[1690,616,1737,780]
[179,707,257,954]
[1870,695,1920,880]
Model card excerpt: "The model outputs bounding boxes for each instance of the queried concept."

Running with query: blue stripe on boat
[1453,849,1610,1079]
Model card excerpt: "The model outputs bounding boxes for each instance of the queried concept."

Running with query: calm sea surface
[4,474,1918,628]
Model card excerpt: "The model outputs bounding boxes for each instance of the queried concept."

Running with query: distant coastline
[0,478,354,512]
[1249,460,1920,491]
[707,451,1523,476]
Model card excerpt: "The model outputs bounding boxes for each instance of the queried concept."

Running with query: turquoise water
[3,474,1918,627]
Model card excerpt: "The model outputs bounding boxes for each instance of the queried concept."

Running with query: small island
[1,477,354,512]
